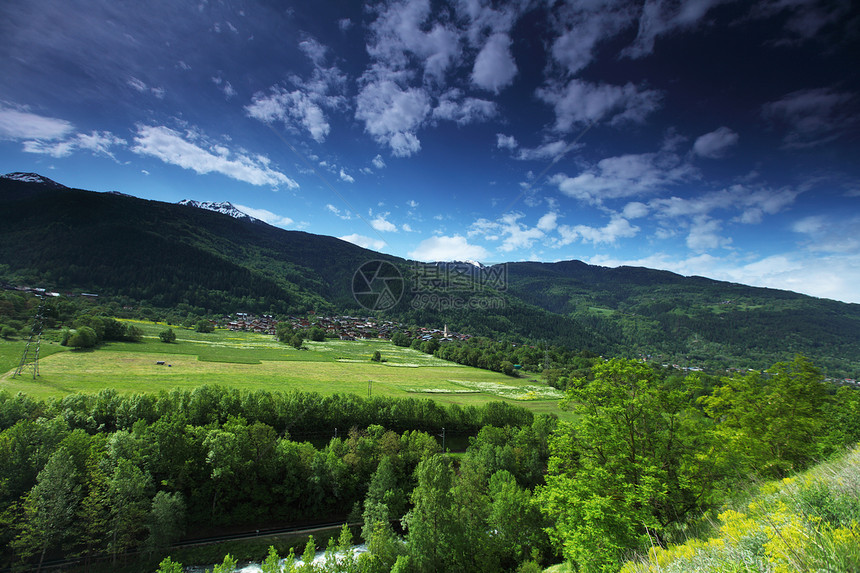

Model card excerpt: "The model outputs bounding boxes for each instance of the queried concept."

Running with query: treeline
[0,387,539,570]
[156,356,860,573]
[395,334,598,381]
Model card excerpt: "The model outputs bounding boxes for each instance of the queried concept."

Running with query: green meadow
[0,320,567,417]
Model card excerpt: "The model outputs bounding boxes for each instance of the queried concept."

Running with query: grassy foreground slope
[0,321,565,416]
[621,446,860,573]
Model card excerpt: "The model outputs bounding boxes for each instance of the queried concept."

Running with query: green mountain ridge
[2,174,859,375]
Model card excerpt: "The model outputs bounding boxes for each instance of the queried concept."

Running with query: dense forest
[3,175,860,375]
[2,356,859,572]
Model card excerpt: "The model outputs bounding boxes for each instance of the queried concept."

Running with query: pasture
[0,321,566,416]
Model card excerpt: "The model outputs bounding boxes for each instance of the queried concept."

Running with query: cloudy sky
[1,0,859,303]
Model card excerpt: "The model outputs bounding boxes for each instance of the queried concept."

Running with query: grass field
[0,321,568,417]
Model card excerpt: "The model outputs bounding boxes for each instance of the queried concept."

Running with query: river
[186,544,368,572]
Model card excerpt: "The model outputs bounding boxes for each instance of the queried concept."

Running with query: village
[221,312,473,343]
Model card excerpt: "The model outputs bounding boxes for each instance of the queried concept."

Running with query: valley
[0,322,565,417]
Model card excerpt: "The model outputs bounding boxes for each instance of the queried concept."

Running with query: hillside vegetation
[622,445,860,572]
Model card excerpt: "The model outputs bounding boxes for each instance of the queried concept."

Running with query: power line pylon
[13,295,45,380]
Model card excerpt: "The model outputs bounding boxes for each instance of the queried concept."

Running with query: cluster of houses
[221,313,472,343]
[222,313,278,335]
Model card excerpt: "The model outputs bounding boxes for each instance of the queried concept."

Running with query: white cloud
[537,78,662,132]
[340,233,386,251]
[409,235,489,262]
[537,212,558,232]
[648,185,800,224]
[127,77,165,99]
[432,90,496,125]
[496,133,517,150]
[693,126,739,158]
[213,76,237,99]
[516,139,572,161]
[625,0,730,58]
[471,32,517,93]
[792,215,826,235]
[22,139,76,157]
[131,125,298,188]
[551,4,635,74]
[356,0,520,157]
[127,77,147,92]
[326,204,352,220]
[0,105,74,140]
[22,130,127,160]
[407,199,419,208]
[339,168,355,183]
[791,214,860,254]
[355,78,430,157]
[372,154,386,169]
[233,204,294,228]
[298,37,328,66]
[402,223,414,232]
[686,216,731,251]
[622,201,649,219]
[371,213,398,232]
[557,215,639,246]
[366,0,461,82]
[469,212,552,253]
[246,38,347,143]
[762,87,857,149]
[550,150,695,204]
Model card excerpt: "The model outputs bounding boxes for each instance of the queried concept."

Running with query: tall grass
[621,446,860,573]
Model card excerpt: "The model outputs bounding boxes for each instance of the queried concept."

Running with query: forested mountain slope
[504,261,860,373]
[0,176,392,314]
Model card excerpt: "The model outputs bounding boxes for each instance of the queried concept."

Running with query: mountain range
[2,173,858,376]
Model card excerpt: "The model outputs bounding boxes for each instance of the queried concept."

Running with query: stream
[186,544,368,572]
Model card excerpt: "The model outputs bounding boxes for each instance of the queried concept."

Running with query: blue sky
[1,0,859,303]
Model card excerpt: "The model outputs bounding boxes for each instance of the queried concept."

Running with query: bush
[125,324,144,342]
[67,326,98,349]
[159,328,176,343]
[196,320,214,333]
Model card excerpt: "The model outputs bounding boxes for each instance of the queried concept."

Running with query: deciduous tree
[701,354,826,477]
[13,447,81,572]
[537,358,715,572]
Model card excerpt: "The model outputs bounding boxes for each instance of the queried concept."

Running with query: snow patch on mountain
[1,172,67,188]
[177,199,260,223]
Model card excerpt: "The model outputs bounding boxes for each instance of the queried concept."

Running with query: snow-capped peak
[1,172,67,188]
[178,199,259,223]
